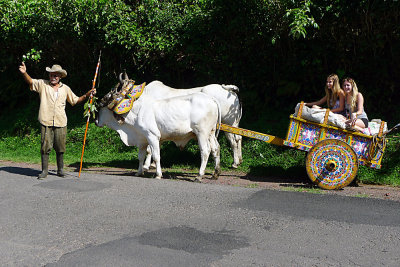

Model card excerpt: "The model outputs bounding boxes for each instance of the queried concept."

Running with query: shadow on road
[68,159,313,186]
[69,159,139,171]
[0,166,40,177]
[245,165,310,184]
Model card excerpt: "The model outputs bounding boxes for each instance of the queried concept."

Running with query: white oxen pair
[96,83,221,181]
[133,78,243,168]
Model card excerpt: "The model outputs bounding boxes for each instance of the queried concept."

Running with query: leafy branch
[22,48,42,62]
[286,0,319,39]
[83,96,98,119]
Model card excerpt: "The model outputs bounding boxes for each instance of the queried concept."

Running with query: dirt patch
[2,160,400,202]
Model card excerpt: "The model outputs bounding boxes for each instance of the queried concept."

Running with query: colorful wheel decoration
[306,139,358,190]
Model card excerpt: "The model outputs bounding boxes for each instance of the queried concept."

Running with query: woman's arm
[348,93,365,128]
[305,95,327,107]
[353,92,364,116]
[331,91,345,113]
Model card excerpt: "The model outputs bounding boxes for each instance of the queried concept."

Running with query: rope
[368,134,387,161]
[368,122,400,161]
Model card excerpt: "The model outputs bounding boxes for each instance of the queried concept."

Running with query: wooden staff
[79,51,101,177]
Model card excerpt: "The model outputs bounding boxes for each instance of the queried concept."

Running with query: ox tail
[212,97,221,138]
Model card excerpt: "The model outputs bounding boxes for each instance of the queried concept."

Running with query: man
[19,62,96,179]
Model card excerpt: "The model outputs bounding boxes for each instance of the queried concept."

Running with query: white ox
[96,87,221,181]
[120,75,243,168]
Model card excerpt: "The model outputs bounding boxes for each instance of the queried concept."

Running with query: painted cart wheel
[306,139,358,190]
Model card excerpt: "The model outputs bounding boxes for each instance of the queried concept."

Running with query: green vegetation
[281,186,324,194]
[0,0,399,186]
[353,193,370,199]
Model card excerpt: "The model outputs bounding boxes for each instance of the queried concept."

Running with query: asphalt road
[1,165,400,266]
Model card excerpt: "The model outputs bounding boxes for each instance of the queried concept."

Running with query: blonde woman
[305,74,345,115]
[342,77,368,131]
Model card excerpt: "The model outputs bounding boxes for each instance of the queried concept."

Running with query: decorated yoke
[107,81,146,115]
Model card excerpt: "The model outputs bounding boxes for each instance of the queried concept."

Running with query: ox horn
[119,73,124,84]
[124,70,129,81]
[112,82,120,94]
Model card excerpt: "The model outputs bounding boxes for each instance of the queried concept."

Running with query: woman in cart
[305,73,345,115]
[342,77,368,132]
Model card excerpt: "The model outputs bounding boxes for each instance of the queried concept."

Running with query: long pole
[79,51,101,177]
[218,123,284,146]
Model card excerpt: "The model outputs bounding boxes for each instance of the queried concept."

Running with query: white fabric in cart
[294,103,346,129]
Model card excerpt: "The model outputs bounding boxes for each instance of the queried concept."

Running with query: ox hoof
[211,170,221,180]
[135,172,143,177]
[150,162,156,169]
[155,175,162,180]
[143,166,149,172]
[231,163,238,169]
[194,176,203,183]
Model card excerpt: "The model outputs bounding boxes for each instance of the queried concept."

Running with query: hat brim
[46,67,67,78]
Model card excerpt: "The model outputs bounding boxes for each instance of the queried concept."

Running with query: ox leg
[143,146,152,172]
[236,134,243,164]
[148,137,162,179]
[135,146,148,177]
[210,134,221,179]
[224,132,241,168]
[196,135,211,182]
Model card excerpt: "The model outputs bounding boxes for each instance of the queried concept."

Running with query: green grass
[353,193,370,198]
[281,185,325,194]
[1,115,400,187]
[245,183,259,188]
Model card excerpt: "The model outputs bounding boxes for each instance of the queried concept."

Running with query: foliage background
[0,0,399,184]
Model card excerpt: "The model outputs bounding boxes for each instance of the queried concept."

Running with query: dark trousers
[40,125,67,154]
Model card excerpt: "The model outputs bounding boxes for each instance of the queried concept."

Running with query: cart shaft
[218,123,284,146]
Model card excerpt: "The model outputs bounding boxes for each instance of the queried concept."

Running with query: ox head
[95,104,116,128]
[97,83,120,108]
[96,71,131,108]
[95,71,135,127]
[96,71,133,108]
[95,82,120,127]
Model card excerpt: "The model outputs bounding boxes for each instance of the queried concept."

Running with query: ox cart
[219,102,391,190]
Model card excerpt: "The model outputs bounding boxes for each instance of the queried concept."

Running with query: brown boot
[56,152,65,177]
[38,154,49,180]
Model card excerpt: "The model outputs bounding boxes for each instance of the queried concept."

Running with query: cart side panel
[285,117,299,143]
[297,123,322,150]
[351,136,384,169]
[325,128,348,141]
[349,135,369,159]
[284,117,322,151]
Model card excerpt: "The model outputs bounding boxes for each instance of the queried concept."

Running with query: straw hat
[46,64,67,78]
